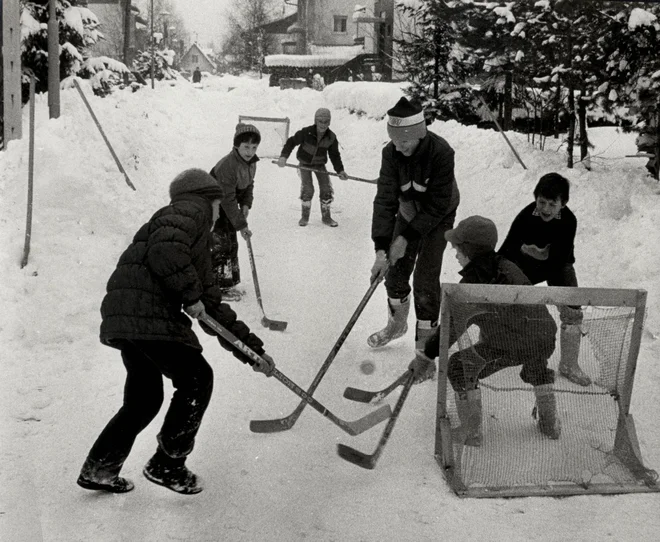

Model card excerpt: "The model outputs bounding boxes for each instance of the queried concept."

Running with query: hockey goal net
[238,115,290,159]
[434,283,659,498]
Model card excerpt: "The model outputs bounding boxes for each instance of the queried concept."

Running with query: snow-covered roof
[265,44,364,68]
[183,42,216,68]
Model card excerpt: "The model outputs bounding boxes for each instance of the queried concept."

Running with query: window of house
[192,54,198,63]
[333,16,347,33]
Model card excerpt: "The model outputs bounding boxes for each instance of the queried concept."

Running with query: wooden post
[2,0,22,145]
[475,92,527,170]
[150,0,155,89]
[48,0,60,119]
[21,76,36,268]
[73,79,136,190]
[123,0,132,85]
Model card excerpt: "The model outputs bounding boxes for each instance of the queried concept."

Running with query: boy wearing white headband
[369,97,460,375]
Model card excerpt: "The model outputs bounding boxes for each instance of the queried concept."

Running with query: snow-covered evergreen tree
[394,0,476,122]
[19,0,129,99]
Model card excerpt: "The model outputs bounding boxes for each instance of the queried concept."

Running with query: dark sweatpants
[448,342,555,392]
[81,340,213,480]
[212,210,240,289]
[522,262,582,325]
[385,221,453,323]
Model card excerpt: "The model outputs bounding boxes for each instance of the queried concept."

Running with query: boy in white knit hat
[278,108,349,227]
[369,97,460,361]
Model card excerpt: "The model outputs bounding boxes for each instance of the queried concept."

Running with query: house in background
[179,43,216,76]
[263,0,395,87]
[86,0,147,67]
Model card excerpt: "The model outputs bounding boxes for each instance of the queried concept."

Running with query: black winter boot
[143,448,203,495]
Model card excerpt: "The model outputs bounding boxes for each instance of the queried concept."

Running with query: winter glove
[338,171,349,181]
[241,205,250,220]
[521,243,549,261]
[253,353,275,377]
[370,250,388,283]
[559,305,583,327]
[277,156,287,168]
[388,235,408,265]
[408,350,434,381]
[240,227,252,240]
[183,300,206,319]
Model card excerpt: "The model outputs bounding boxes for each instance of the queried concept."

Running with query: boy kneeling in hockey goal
[409,216,561,445]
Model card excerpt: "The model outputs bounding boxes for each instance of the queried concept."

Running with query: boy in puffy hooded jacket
[77,169,275,495]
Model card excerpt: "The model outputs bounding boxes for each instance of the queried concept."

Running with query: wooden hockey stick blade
[249,274,387,431]
[337,372,415,469]
[343,371,409,404]
[337,443,377,470]
[262,316,288,331]
[250,402,392,435]
[199,313,391,435]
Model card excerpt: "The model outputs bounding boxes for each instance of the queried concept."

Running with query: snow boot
[220,287,244,302]
[320,202,338,227]
[143,450,203,495]
[415,320,438,352]
[367,296,410,348]
[453,389,483,446]
[299,201,312,227]
[533,384,561,439]
[559,324,591,386]
[412,351,436,384]
[77,458,134,493]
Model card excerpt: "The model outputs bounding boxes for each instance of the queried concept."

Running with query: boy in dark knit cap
[277,107,349,227]
[77,168,275,495]
[410,216,560,444]
[499,173,590,386]
[209,123,262,301]
[369,96,460,357]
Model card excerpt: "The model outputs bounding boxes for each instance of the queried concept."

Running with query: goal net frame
[238,115,290,159]
[434,283,659,498]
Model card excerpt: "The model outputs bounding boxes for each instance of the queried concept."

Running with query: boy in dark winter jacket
[209,123,261,301]
[498,173,590,386]
[369,97,460,355]
[77,169,275,495]
[277,107,348,227]
[410,216,560,445]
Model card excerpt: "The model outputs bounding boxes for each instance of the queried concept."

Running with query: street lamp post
[150,0,154,89]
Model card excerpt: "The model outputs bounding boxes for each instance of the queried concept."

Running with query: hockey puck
[359,360,376,375]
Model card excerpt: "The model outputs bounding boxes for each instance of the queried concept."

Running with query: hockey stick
[199,314,392,436]
[343,370,409,404]
[250,269,389,433]
[245,236,288,331]
[271,160,377,185]
[337,371,415,469]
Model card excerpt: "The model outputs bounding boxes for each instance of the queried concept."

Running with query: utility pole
[123,0,131,85]
[150,0,154,89]
[48,0,60,118]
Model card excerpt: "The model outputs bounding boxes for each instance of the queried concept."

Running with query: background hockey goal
[238,115,290,159]
[434,283,659,498]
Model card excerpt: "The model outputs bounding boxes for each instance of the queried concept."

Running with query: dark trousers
[299,165,333,204]
[385,221,453,323]
[524,263,582,325]
[212,210,240,288]
[81,340,214,480]
[448,342,555,392]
